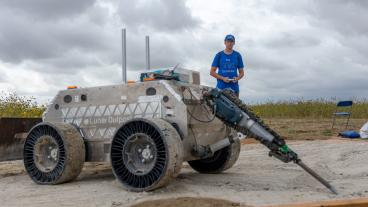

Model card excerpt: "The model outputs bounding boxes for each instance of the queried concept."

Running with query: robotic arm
[202,88,337,194]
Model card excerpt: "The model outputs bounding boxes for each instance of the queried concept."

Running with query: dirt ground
[264,118,367,140]
[131,197,244,207]
[1,138,368,207]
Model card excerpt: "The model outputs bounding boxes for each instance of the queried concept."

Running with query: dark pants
[235,92,239,98]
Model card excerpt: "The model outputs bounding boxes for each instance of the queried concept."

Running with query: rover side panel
[43,81,189,161]
[43,81,230,162]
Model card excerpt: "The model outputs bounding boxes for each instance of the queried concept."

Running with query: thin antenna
[172,63,180,72]
[122,28,127,83]
[145,35,150,70]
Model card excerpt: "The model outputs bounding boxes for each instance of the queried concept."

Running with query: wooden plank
[264,198,368,207]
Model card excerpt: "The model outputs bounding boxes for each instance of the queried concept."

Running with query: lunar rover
[23,67,337,193]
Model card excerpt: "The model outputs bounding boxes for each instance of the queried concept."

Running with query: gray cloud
[1,0,96,20]
[310,1,368,36]
[0,2,112,65]
[0,74,5,82]
[118,0,200,32]
[273,1,368,39]
[263,32,320,49]
[0,0,367,104]
[0,0,199,72]
[224,0,368,102]
[0,0,201,104]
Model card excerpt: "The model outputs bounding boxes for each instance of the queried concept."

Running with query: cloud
[0,0,367,104]
[275,0,368,36]
[0,0,201,103]
[118,0,200,32]
[0,1,113,65]
[0,0,96,20]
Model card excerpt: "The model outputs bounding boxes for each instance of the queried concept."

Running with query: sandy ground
[0,139,368,207]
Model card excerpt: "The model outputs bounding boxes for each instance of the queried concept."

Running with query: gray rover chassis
[42,80,233,162]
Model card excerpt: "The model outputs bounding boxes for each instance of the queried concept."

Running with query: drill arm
[203,88,337,194]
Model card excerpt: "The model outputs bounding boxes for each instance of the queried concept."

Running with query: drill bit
[296,160,338,194]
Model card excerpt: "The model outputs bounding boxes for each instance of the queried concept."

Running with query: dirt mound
[131,197,246,207]
[0,160,25,178]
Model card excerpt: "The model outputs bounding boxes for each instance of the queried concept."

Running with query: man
[210,34,244,97]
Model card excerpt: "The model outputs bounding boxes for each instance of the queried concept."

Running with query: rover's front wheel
[23,122,85,184]
[110,118,183,191]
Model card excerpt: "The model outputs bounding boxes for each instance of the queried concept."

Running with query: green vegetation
[1,91,367,120]
[251,99,368,119]
[0,92,46,118]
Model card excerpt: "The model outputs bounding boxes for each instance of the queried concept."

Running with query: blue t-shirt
[211,50,244,92]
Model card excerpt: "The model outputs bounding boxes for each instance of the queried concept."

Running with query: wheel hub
[122,133,157,175]
[33,135,59,172]
[141,145,153,160]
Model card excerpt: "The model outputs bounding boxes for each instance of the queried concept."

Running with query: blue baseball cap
[224,34,235,42]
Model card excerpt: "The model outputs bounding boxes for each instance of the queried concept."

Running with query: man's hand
[233,76,241,82]
[222,77,230,83]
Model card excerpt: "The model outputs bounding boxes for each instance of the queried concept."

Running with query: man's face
[224,40,235,50]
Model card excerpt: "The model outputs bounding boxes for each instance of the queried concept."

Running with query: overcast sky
[0,0,367,104]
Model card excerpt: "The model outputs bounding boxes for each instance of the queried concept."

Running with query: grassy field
[251,99,368,119]
[249,99,368,140]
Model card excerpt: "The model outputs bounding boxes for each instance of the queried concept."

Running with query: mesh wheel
[188,138,240,173]
[110,118,183,191]
[23,122,85,184]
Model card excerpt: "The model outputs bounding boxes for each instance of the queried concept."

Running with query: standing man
[210,34,244,97]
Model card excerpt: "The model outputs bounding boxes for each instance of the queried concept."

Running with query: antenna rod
[145,35,150,70]
[122,28,127,83]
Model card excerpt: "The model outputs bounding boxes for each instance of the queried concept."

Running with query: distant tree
[0,92,46,118]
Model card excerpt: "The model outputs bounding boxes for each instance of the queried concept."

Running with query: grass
[250,98,368,119]
[248,99,368,140]
[0,92,46,118]
[2,91,366,120]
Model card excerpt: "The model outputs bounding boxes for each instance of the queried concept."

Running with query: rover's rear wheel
[23,122,85,184]
[110,118,183,191]
[188,138,240,173]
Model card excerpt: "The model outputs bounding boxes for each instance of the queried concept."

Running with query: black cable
[187,104,217,123]
[183,87,217,123]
